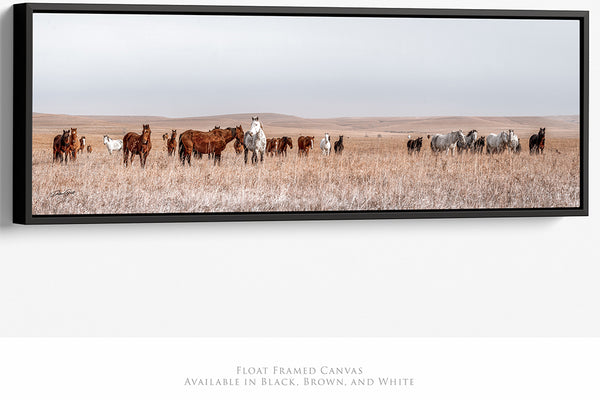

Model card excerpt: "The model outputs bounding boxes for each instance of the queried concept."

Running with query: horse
[194,125,244,160]
[298,136,315,157]
[457,130,478,153]
[266,138,280,157]
[507,129,520,153]
[407,136,423,154]
[320,133,331,155]
[87,145,93,153]
[103,135,123,154]
[178,126,238,166]
[123,124,152,167]
[529,127,546,154]
[78,136,86,154]
[334,135,344,154]
[167,130,177,156]
[277,136,293,156]
[244,116,267,164]
[52,129,71,164]
[473,136,486,154]
[234,138,244,154]
[430,130,466,155]
[486,131,510,154]
[65,128,79,161]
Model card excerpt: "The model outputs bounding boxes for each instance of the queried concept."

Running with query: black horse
[529,127,546,154]
[407,137,423,154]
[473,136,486,154]
[334,135,344,154]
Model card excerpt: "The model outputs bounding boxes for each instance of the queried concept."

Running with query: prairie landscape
[31,113,580,215]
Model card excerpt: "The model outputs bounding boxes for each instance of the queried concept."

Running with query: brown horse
[78,136,86,154]
[178,126,239,166]
[233,137,244,154]
[529,127,546,154]
[266,138,280,156]
[167,130,177,156]
[123,124,152,167]
[52,129,71,164]
[68,128,80,161]
[277,136,293,156]
[87,145,93,153]
[297,136,315,156]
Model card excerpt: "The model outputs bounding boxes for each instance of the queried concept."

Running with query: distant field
[31,113,581,215]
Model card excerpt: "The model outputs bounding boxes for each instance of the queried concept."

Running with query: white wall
[0,0,597,337]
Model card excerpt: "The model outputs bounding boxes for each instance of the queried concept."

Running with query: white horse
[429,129,466,155]
[507,129,520,153]
[486,131,509,154]
[103,135,123,155]
[244,116,266,164]
[320,133,331,155]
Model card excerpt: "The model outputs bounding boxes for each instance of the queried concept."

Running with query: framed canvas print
[13,4,588,224]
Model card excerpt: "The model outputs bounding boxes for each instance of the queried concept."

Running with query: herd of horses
[51,116,547,168]
[51,128,93,164]
[407,127,546,156]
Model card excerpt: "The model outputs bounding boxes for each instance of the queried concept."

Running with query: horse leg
[260,151,264,162]
[244,148,249,164]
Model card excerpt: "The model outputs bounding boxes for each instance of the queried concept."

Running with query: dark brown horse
[68,128,80,161]
[298,136,315,157]
[178,126,238,166]
[473,136,486,154]
[167,130,177,156]
[277,136,293,156]
[87,145,93,153]
[123,124,152,167]
[407,137,423,154]
[52,129,71,164]
[529,127,546,154]
[334,135,344,154]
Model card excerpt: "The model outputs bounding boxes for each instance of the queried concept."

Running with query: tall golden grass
[31,135,580,215]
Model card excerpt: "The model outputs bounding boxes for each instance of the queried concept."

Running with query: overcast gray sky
[33,14,579,118]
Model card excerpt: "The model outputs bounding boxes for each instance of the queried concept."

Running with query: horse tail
[178,136,184,161]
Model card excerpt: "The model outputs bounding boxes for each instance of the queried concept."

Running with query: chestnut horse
[68,128,80,161]
[167,130,177,156]
[78,136,86,154]
[87,145,93,153]
[234,138,244,154]
[52,129,71,164]
[297,136,314,157]
[529,127,546,154]
[178,126,239,166]
[266,138,280,156]
[123,124,152,167]
[69,128,79,160]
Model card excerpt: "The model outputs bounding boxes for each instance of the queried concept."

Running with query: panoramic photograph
[31,14,581,215]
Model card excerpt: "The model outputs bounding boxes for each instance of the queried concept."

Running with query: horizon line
[32,111,580,120]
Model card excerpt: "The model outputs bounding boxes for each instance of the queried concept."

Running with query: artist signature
[50,189,76,198]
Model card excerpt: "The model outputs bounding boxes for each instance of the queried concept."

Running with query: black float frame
[13,3,589,224]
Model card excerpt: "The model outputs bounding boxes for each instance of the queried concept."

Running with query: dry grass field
[31,113,580,215]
